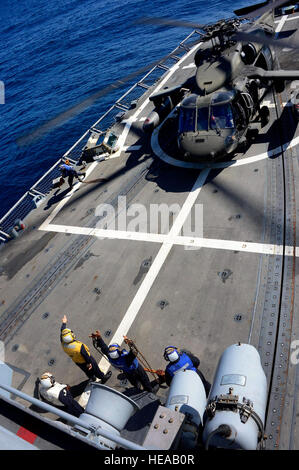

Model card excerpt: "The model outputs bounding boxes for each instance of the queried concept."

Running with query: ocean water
[0,0,255,219]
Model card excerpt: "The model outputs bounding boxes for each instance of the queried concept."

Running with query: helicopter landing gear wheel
[260,106,270,128]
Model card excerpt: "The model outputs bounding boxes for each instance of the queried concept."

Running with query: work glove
[89,330,101,339]
[123,336,134,347]
[156,369,166,384]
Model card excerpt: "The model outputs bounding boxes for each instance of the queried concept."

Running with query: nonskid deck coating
[0,11,299,450]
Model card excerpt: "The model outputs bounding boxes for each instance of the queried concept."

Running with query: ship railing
[0,29,202,246]
[0,380,147,451]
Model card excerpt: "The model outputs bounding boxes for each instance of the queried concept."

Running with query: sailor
[90,330,154,393]
[39,372,84,417]
[59,160,86,189]
[61,316,111,383]
[210,104,234,129]
[163,346,210,396]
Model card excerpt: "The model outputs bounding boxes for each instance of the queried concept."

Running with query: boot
[150,382,160,394]
[101,371,112,384]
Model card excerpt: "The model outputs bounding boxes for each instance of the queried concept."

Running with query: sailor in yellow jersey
[60,315,111,383]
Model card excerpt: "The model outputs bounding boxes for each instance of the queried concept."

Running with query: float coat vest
[62,341,90,364]
[166,352,197,378]
[110,350,138,373]
[60,164,76,176]
[40,383,67,406]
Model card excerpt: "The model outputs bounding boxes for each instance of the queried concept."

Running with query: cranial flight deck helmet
[40,372,55,389]
[164,346,180,362]
[61,328,76,344]
[108,343,121,359]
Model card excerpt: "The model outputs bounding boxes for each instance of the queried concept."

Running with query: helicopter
[140,1,299,162]
[17,0,299,165]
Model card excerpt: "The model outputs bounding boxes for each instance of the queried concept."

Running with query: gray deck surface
[1,11,299,450]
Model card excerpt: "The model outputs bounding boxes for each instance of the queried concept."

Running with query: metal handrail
[0,192,30,227]
[30,159,64,195]
[0,381,147,451]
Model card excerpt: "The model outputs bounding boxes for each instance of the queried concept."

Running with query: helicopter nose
[178,133,226,160]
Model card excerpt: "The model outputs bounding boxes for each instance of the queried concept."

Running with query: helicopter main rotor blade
[17,37,202,148]
[232,30,299,51]
[235,0,291,19]
[135,0,292,33]
[134,17,206,31]
[234,1,268,17]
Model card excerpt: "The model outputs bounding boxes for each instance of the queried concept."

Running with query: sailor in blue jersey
[59,160,86,189]
[90,331,154,393]
[163,346,210,396]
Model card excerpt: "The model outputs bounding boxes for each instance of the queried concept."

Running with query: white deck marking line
[44,224,167,243]
[275,14,288,34]
[175,237,286,255]
[78,168,209,405]
[39,161,98,230]
[39,43,201,231]
[151,123,299,170]
[275,15,299,23]
[123,145,142,152]
[97,169,210,371]
[182,64,196,69]
[42,223,299,257]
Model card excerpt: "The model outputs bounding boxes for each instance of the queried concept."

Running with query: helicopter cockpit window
[210,103,234,129]
[179,108,196,132]
[196,107,209,131]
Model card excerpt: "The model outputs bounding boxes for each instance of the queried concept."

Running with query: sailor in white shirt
[39,372,84,417]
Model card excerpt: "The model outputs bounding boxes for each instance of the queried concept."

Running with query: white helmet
[164,346,180,362]
[40,372,55,389]
[61,328,75,344]
[108,343,120,359]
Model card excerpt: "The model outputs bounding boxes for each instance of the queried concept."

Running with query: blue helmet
[108,343,121,359]
[164,346,180,362]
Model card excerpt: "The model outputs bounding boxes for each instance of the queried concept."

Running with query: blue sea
[0,0,255,219]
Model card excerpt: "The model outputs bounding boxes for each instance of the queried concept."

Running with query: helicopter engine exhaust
[143,85,188,132]
[143,96,174,132]
[240,27,266,65]
[241,43,260,65]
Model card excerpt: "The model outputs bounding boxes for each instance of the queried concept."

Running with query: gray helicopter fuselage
[178,37,275,161]
[176,8,278,161]
[177,90,239,160]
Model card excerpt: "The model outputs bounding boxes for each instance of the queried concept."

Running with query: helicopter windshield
[179,108,196,132]
[210,103,234,129]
